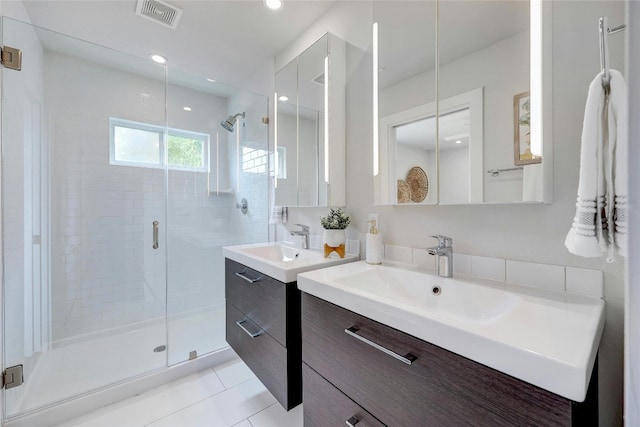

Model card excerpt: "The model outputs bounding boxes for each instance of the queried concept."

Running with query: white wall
[274,1,371,72]
[626,1,639,424]
[439,146,470,204]
[280,2,626,425]
[1,0,31,22]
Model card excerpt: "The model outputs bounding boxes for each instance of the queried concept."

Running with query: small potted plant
[320,207,350,258]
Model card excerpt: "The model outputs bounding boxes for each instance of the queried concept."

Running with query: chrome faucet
[427,235,453,278]
[290,224,310,249]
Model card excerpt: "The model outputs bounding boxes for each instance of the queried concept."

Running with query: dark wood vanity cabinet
[301,293,599,427]
[225,258,301,410]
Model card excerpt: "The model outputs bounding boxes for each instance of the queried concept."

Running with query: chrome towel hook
[599,16,626,90]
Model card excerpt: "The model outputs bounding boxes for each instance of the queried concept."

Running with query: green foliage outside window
[168,135,204,168]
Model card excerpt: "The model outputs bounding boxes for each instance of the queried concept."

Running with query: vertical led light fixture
[530,0,542,157]
[373,22,379,176]
[274,92,279,188]
[236,119,240,193]
[215,133,219,194]
[324,56,329,183]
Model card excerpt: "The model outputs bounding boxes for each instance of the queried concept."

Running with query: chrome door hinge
[1,46,22,71]
[3,365,24,389]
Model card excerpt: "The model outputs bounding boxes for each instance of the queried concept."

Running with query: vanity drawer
[226,301,301,409]
[225,258,287,346]
[302,293,580,427]
[303,363,384,427]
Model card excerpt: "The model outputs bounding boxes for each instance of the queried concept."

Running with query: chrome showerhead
[220,119,235,132]
[220,112,245,132]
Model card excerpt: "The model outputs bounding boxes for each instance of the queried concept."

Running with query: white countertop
[223,242,359,283]
[297,260,605,402]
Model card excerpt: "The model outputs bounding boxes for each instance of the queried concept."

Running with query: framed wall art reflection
[514,91,540,166]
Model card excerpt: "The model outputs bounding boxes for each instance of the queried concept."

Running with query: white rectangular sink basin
[297,261,605,402]
[223,242,358,283]
[335,266,521,325]
[241,244,328,263]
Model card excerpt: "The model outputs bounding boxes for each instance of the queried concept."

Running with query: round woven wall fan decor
[397,180,410,203]
[406,166,428,202]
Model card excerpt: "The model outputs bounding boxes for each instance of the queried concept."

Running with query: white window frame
[109,117,209,172]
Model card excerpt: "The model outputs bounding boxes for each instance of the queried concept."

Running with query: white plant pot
[323,229,346,248]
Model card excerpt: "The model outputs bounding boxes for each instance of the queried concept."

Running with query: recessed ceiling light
[455,140,462,144]
[150,53,167,64]
[206,78,216,83]
[183,106,192,111]
[278,95,289,102]
[264,0,283,10]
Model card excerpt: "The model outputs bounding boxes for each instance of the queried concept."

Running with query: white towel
[565,70,627,260]
[610,70,628,258]
[522,163,543,202]
[269,206,288,225]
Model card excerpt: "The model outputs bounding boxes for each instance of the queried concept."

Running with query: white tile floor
[58,358,304,427]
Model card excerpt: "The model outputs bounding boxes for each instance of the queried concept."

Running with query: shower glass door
[2,18,168,419]
[164,70,270,365]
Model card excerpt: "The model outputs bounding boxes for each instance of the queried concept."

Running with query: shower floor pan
[5,304,227,422]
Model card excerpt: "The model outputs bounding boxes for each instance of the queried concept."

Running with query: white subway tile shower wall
[384,245,603,299]
[48,49,169,341]
[227,88,270,248]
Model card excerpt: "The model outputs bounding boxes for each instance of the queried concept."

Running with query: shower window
[109,117,209,171]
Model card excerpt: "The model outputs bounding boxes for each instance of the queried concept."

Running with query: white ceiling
[15,1,529,100]
[19,0,337,88]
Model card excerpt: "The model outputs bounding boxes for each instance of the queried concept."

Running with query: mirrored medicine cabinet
[373,0,552,206]
[274,32,347,207]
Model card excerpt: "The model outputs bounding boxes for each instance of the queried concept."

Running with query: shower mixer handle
[153,221,159,249]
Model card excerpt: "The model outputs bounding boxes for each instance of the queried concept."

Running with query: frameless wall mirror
[374,0,552,205]
[373,1,437,205]
[274,58,298,207]
[274,32,346,207]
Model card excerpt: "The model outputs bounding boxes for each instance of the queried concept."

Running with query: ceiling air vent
[135,0,183,30]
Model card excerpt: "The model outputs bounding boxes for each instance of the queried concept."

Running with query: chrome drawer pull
[236,319,264,338]
[346,416,359,426]
[235,270,261,283]
[345,326,417,365]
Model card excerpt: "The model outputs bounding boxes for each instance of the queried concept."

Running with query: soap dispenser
[366,219,383,265]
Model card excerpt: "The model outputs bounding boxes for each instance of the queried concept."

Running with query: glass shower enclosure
[1,17,268,421]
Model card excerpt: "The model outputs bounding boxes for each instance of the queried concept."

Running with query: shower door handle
[153,221,159,249]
